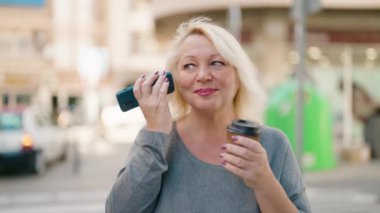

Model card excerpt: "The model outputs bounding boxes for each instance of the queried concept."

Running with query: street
[305,160,380,212]
[0,136,131,213]
[1,136,380,213]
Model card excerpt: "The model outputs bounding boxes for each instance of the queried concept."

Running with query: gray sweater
[106,124,311,213]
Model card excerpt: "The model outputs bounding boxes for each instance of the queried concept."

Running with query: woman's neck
[178,108,237,145]
[176,108,237,164]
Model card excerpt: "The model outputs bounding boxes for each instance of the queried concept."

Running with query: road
[305,160,380,212]
[0,138,131,213]
[0,135,379,212]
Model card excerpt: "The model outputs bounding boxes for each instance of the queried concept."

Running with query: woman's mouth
[194,88,218,96]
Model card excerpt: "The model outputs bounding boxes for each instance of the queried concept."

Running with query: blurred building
[0,0,52,111]
[0,0,161,124]
[1,0,379,129]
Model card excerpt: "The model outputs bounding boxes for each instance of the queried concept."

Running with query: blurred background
[0,0,379,212]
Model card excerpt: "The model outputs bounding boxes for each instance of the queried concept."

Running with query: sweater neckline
[172,122,226,171]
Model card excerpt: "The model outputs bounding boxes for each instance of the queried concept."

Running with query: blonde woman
[106,17,311,213]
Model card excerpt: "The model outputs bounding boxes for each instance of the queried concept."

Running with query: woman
[106,17,311,213]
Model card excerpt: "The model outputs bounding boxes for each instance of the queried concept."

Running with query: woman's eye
[183,63,196,70]
[210,61,225,67]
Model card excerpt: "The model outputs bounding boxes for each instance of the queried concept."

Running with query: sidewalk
[305,160,380,212]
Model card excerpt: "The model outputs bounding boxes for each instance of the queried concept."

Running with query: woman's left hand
[220,136,273,190]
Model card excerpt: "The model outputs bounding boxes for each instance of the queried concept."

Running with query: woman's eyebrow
[180,55,197,61]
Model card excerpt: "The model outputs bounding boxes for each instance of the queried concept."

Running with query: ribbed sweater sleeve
[276,131,312,213]
[105,129,170,213]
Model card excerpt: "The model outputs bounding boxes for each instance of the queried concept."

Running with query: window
[0,112,23,130]
[2,94,9,107]
[16,94,31,105]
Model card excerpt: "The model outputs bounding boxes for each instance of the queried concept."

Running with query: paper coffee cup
[227,119,261,141]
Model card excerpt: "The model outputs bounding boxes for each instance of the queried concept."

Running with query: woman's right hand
[133,71,172,134]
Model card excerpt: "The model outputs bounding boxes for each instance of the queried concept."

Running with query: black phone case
[116,72,175,112]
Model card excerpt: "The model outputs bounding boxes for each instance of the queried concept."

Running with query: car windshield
[0,112,23,130]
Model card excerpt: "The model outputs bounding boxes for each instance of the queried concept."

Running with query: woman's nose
[196,66,212,82]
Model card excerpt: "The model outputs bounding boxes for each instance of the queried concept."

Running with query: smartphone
[116,72,175,112]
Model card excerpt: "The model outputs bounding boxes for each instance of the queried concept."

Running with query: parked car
[0,108,68,174]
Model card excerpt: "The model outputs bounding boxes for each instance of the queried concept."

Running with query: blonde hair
[166,17,267,122]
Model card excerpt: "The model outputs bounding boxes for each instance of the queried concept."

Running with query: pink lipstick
[194,88,217,96]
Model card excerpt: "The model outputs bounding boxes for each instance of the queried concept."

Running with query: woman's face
[176,34,239,113]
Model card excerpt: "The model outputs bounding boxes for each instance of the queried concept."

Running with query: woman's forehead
[178,34,221,58]
[181,33,211,46]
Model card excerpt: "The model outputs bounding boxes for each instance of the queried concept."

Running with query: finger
[222,143,255,161]
[152,71,166,96]
[222,160,249,180]
[220,152,249,169]
[141,71,159,95]
[133,74,145,99]
[231,135,265,154]
[158,77,170,103]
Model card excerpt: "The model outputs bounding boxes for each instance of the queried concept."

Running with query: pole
[342,46,353,148]
[294,0,306,170]
[227,4,242,39]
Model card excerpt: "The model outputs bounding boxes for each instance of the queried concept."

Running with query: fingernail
[162,70,166,76]
[154,71,159,75]
[221,160,227,166]
[141,74,145,78]
[231,135,238,142]
[164,77,168,82]
[219,153,223,158]
[221,144,227,150]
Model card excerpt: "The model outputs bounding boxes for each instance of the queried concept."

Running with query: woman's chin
[192,104,223,113]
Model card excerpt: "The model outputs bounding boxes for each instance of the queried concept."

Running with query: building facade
[0,0,160,124]
[1,0,379,127]
[0,0,52,111]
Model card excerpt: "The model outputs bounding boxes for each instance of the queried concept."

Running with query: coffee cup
[227,119,261,142]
